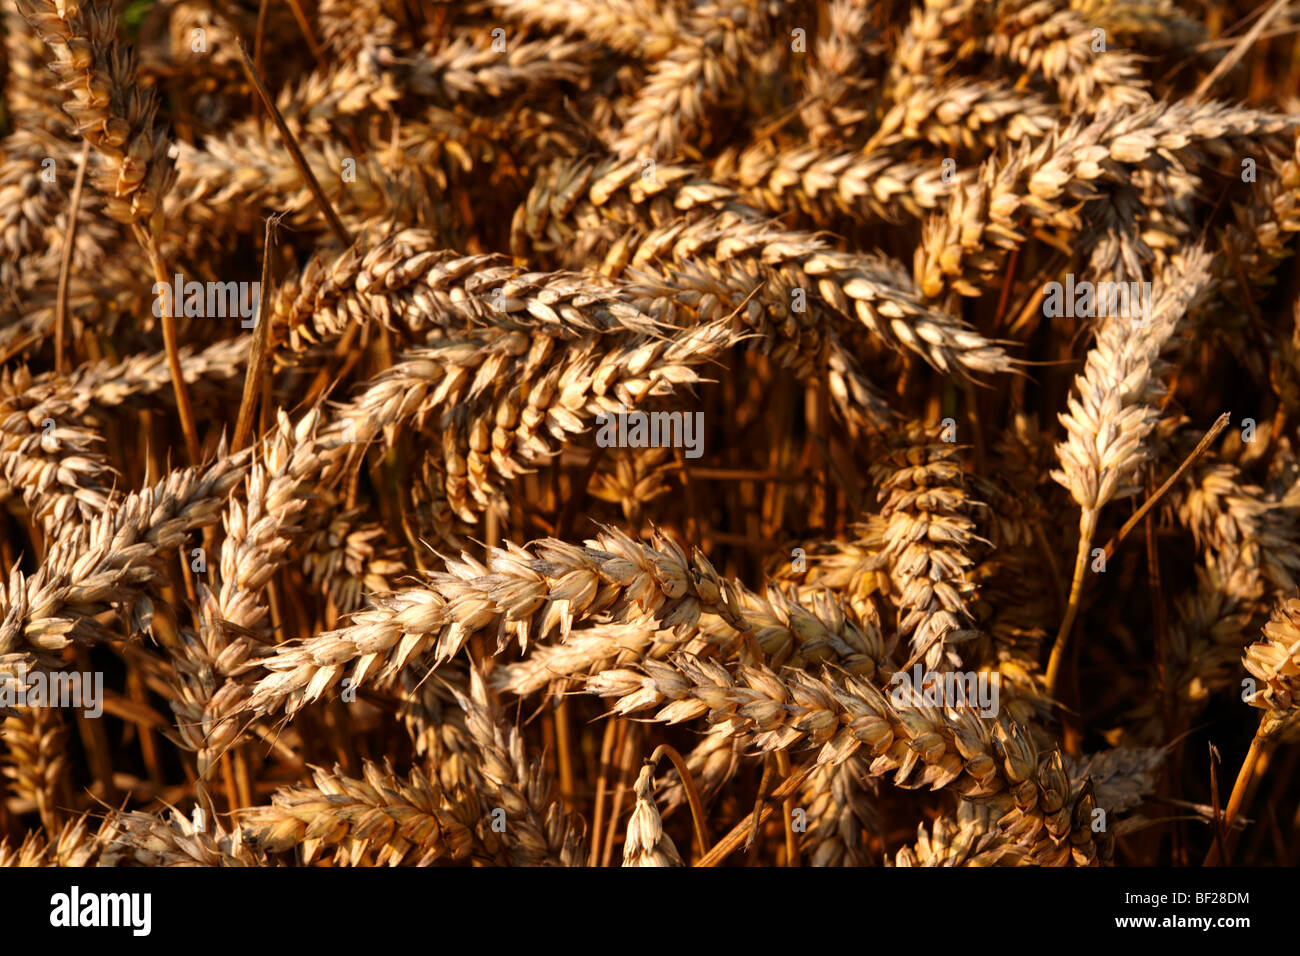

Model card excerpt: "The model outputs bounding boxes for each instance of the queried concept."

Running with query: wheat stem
[1204,720,1268,865]
[53,143,89,376]
[1046,507,1098,696]
[649,744,710,859]
[136,227,201,466]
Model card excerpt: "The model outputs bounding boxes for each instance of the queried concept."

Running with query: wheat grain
[1244,597,1300,736]
[21,0,175,229]
[622,763,684,866]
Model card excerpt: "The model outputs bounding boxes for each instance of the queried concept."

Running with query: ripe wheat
[0,0,1297,871]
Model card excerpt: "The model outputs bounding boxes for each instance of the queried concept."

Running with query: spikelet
[21,0,175,229]
[622,764,684,866]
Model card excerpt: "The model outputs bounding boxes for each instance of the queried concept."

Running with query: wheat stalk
[1046,246,1214,693]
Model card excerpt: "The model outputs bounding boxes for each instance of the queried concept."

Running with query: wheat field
[0,0,1297,868]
